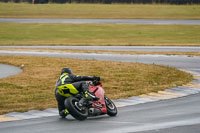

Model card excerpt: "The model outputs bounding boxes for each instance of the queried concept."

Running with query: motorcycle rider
[55,68,100,118]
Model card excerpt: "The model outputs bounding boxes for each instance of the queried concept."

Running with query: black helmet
[61,68,73,75]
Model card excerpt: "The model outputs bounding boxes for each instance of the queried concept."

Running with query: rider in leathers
[55,68,100,118]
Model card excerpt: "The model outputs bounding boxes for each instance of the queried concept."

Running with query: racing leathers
[55,72,100,118]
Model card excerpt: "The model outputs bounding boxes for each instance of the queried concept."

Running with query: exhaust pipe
[89,108,102,116]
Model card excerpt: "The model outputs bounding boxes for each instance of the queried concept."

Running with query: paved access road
[0,18,200,25]
[0,48,200,133]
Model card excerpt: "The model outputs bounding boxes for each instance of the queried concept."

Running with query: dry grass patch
[0,55,192,114]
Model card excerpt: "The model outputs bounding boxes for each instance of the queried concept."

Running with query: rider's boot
[59,109,69,118]
[84,91,99,101]
[82,82,99,102]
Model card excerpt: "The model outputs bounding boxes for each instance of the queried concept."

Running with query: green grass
[0,23,200,46]
[0,55,193,114]
[0,3,200,19]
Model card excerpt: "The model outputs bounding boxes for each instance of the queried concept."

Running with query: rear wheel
[105,96,117,116]
[65,97,88,120]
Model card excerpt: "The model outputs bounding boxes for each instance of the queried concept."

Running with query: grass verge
[0,3,200,19]
[0,55,192,114]
[0,23,200,46]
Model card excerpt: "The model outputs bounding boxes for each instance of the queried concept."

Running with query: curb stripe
[183,83,200,88]
[158,91,185,96]
[0,115,22,122]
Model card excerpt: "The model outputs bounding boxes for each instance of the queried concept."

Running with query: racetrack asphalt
[1,46,200,52]
[0,64,22,79]
[0,47,200,133]
[0,92,200,133]
[0,18,200,25]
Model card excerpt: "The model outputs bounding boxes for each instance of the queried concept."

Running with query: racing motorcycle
[65,80,117,120]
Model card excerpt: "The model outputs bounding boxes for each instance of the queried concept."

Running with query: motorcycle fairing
[89,83,107,113]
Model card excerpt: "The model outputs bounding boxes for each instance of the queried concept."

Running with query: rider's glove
[93,76,100,81]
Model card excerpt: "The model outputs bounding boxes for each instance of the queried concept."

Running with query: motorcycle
[64,80,117,120]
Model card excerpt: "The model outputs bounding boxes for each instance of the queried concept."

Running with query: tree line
[1,0,200,4]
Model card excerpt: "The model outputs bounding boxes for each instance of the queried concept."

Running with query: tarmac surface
[0,48,200,133]
[0,92,200,133]
[0,64,22,79]
[1,46,200,52]
[0,18,200,25]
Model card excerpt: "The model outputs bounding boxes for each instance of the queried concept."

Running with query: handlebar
[87,77,104,86]
[88,79,103,86]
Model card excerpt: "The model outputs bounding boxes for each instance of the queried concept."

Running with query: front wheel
[65,97,88,120]
[105,96,117,116]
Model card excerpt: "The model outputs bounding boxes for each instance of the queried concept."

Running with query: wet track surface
[0,50,199,70]
[0,18,200,25]
[1,46,200,52]
[0,64,22,79]
[0,91,200,133]
[0,48,200,133]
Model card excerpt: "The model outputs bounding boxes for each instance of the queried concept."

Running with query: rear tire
[65,97,88,120]
[105,96,117,116]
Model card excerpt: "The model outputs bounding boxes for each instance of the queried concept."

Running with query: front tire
[65,97,88,120]
[105,96,117,116]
